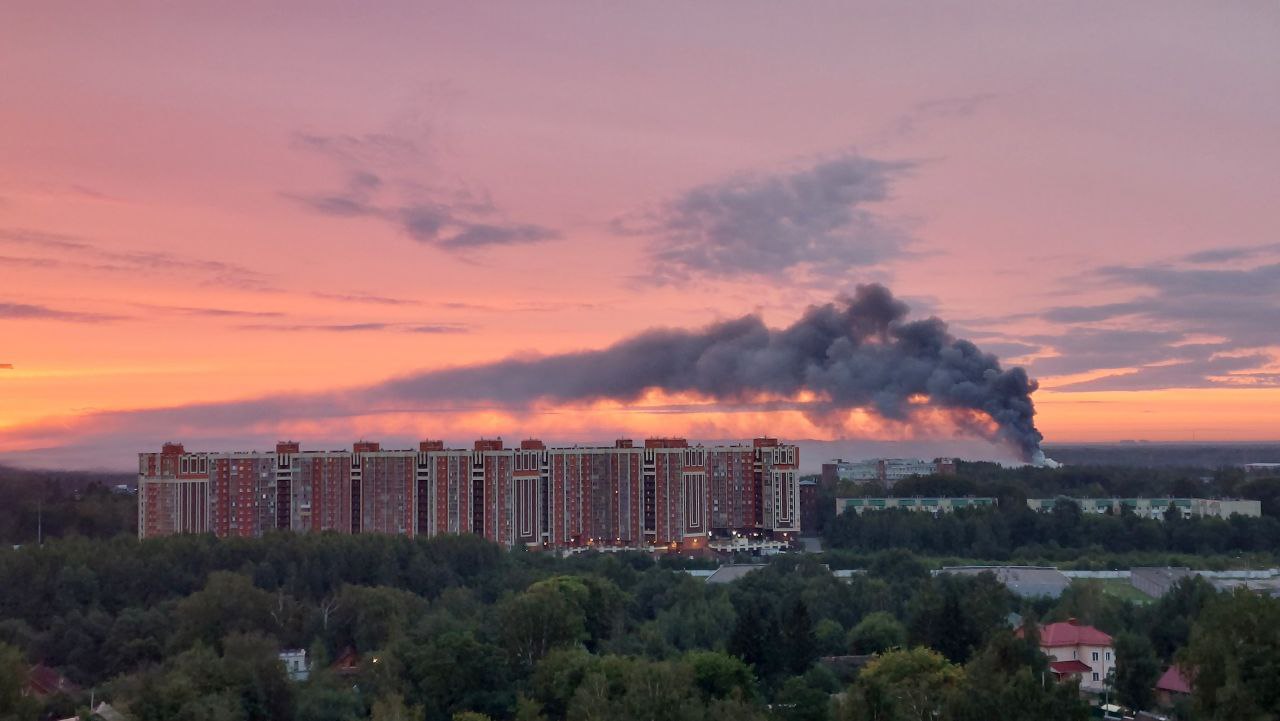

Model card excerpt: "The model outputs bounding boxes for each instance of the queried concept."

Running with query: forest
[2,533,1278,721]
[0,466,136,544]
[823,500,1280,560]
[4,463,1280,720]
[812,463,1280,563]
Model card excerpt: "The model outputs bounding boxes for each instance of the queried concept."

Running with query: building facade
[138,437,800,550]
[835,496,997,514]
[821,458,956,488]
[1026,497,1260,519]
[1130,567,1197,598]
[1019,619,1115,693]
[798,479,818,534]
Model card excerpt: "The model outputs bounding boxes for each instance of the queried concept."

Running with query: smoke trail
[375,284,1044,459]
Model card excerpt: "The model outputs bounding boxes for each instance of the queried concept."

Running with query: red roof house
[1155,665,1193,707]
[1048,658,1092,683]
[331,647,361,676]
[1018,619,1115,693]
[1034,619,1114,647]
[25,664,79,698]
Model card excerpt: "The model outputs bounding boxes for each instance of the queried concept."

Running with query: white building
[1027,497,1260,519]
[823,458,956,488]
[836,497,997,515]
[1020,618,1114,693]
[279,649,309,682]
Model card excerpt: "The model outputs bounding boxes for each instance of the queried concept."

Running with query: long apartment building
[1027,497,1261,519]
[821,457,957,487]
[836,496,997,514]
[138,437,800,550]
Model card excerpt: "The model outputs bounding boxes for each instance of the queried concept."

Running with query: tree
[395,625,512,720]
[847,612,906,655]
[372,694,424,721]
[945,627,1088,721]
[905,572,1015,666]
[0,642,39,721]
[842,647,962,721]
[530,648,596,720]
[294,675,365,721]
[684,650,756,701]
[1180,590,1280,720]
[616,658,703,721]
[773,674,831,721]
[782,598,818,674]
[562,658,707,721]
[170,572,282,652]
[948,667,1088,721]
[1144,576,1216,661]
[499,582,588,668]
[328,585,427,652]
[126,633,294,721]
[814,618,846,656]
[514,695,548,721]
[706,691,769,721]
[728,597,781,677]
[1112,632,1159,711]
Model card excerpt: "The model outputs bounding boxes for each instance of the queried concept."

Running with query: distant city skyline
[2,2,1279,469]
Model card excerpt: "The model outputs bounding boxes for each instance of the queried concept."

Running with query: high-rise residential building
[138,442,212,538]
[137,436,800,550]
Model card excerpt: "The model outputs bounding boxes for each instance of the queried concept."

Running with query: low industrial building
[940,565,1071,598]
[836,497,997,515]
[822,458,957,487]
[1131,567,1197,598]
[1207,576,1280,596]
[703,565,768,584]
[1026,497,1260,519]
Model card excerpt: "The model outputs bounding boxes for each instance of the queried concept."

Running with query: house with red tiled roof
[24,664,79,699]
[1154,665,1192,707]
[331,647,361,676]
[1018,618,1115,692]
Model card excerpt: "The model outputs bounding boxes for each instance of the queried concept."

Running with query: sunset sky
[2,2,1278,470]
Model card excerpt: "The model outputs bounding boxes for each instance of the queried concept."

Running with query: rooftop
[1156,665,1192,695]
[705,565,768,584]
[1049,659,1092,675]
[1027,618,1113,648]
[943,565,1070,598]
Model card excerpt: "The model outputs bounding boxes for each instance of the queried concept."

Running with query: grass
[1076,577,1154,604]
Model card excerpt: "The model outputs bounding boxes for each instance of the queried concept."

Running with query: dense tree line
[817,463,1280,521]
[0,466,136,544]
[2,532,1276,721]
[823,499,1280,560]
[0,534,1068,721]
[1040,443,1280,470]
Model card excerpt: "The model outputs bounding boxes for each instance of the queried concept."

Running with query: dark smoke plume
[375,284,1044,460]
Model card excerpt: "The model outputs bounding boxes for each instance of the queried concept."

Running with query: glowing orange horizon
[2,5,1279,467]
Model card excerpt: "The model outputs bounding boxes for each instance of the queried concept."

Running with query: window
[1092,651,1099,661]
[1106,652,1112,661]
[1092,673,1099,682]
